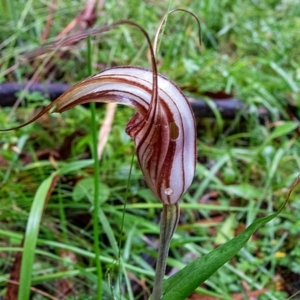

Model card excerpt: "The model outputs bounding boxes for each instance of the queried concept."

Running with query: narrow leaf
[268,121,298,141]
[18,173,58,300]
[162,213,277,299]
[270,62,299,92]
[161,179,298,300]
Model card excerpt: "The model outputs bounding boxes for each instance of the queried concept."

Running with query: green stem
[151,203,180,299]
[87,36,103,297]
[154,0,174,55]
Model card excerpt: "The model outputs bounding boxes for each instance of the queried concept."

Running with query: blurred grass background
[0,0,300,299]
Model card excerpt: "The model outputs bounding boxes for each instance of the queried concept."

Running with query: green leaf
[58,159,94,174]
[203,97,224,132]
[215,213,237,244]
[161,185,294,300]
[72,176,110,204]
[18,173,58,300]
[270,62,299,92]
[216,183,262,199]
[268,121,298,141]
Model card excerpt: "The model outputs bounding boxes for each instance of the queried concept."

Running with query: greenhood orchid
[1,11,200,299]
[51,66,196,205]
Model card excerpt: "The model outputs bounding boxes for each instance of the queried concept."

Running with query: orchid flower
[2,11,200,299]
[53,65,196,204]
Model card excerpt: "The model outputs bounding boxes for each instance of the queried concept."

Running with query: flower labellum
[52,66,196,204]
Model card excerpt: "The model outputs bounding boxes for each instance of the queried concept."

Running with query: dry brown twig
[5,279,59,300]
[41,1,57,43]
[98,102,117,159]
[57,0,105,38]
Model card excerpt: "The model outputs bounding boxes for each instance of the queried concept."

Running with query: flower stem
[151,203,180,299]
[87,36,103,298]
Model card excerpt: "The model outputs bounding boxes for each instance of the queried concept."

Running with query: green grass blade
[270,62,299,92]
[87,35,103,297]
[18,173,58,300]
